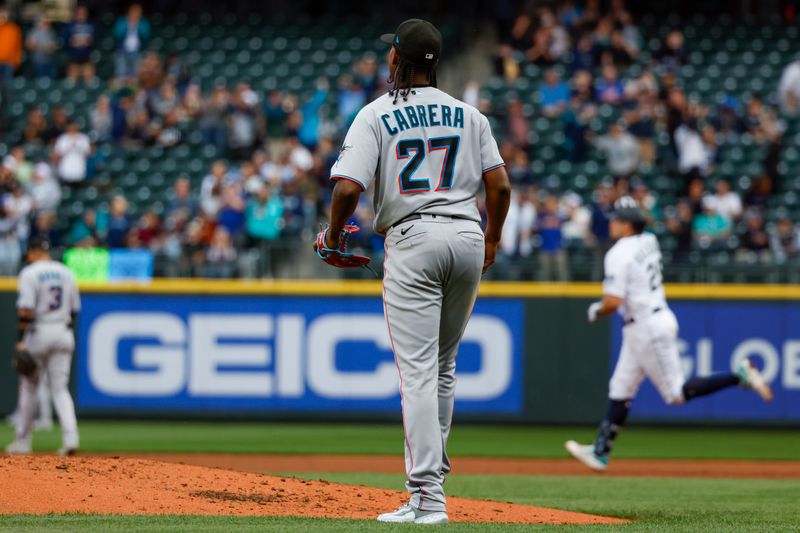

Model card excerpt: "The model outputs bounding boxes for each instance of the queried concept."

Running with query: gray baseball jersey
[17,260,81,325]
[15,260,81,451]
[331,87,504,234]
[332,87,504,513]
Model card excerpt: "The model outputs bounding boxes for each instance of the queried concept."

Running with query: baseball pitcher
[565,198,773,471]
[6,237,81,456]
[315,19,511,524]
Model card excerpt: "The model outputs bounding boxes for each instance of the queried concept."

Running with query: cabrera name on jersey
[331,87,504,234]
[602,233,667,321]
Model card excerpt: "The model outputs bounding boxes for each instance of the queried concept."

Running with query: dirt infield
[127,453,800,479]
[0,456,625,524]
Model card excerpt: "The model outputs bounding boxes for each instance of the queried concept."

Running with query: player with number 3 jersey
[322,19,511,524]
[5,237,81,456]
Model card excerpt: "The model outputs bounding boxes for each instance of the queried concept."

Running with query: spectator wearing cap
[112,3,150,80]
[26,17,58,79]
[0,7,21,81]
[63,5,96,82]
[592,122,640,180]
[53,120,91,186]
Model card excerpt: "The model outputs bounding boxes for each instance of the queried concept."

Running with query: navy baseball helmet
[610,196,647,232]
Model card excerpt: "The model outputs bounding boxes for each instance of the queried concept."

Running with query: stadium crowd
[484,0,800,279]
[0,1,799,279]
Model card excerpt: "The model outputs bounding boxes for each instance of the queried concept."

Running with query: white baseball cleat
[565,440,608,472]
[5,440,32,455]
[737,358,773,402]
[377,504,448,525]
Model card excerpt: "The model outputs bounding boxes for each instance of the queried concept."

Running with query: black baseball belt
[624,307,663,326]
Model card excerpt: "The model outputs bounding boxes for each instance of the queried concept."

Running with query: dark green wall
[0,291,18,415]
[521,298,609,423]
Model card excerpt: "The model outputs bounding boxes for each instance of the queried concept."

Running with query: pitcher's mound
[0,456,625,525]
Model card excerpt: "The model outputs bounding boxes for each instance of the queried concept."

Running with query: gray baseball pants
[382,214,484,512]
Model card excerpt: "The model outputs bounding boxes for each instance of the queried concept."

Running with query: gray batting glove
[587,301,602,323]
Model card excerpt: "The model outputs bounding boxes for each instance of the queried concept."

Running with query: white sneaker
[565,440,608,471]
[414,511,448,525]
[5,440,32,455]
[377,505,416,523]
[377,504,448,525]
[737,358,773,401]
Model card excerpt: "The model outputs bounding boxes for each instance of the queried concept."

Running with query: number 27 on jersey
[396,136,460,194]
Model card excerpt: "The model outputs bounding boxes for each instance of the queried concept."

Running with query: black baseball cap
[380,19,442,68]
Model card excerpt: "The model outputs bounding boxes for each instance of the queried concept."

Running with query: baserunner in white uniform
[565,198,773,471]
[6,237,81,456]
[323,19,511,524]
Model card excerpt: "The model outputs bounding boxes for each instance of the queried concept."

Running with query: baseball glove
[314,224,372,269]
[12,349,36,376]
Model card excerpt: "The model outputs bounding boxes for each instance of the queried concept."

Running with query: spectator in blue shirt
[537,194,569,281]
[112,3,150,80]
[595,65,625,105]
[63,5,95,82]
[298,78,329,149]
[539,69,570,117]
[106,195,132,248]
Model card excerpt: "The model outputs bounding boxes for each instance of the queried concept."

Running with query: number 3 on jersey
[397,136,460,194]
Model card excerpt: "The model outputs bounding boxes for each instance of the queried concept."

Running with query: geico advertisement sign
[678,338,800,390]
[86,312,514,401]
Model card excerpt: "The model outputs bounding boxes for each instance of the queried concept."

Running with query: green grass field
[1,421,799,532]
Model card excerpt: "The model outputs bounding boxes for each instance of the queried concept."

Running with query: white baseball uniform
[603,233,685,404]
[15,259,81,450]
[332,87,503,512]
